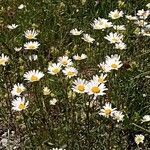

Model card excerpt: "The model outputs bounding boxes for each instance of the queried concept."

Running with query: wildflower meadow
[0,0,150,149]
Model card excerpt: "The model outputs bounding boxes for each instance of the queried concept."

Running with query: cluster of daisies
[70,5,150,51]
[8,28,43,111]
[71,54,125,122]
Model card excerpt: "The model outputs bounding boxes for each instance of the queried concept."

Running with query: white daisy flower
[14,47,22,52]
[112,111,124,122]
[125,15,138,20]
[48,63,61,75]
[91,18,113,30]
[104,32,123,43]
[99,103,116,118]
[23,70,44,82]
[134,20,148,27]
[109,9,124,19]
[29,54,38,61]
[50,98,58,105]
[18,4,25,9]
[12,97,28,111]
[73,54,87,60]
[85,81,107,99]
[72,78,88,93]
[7,24,18,30]
[137,9,150,20]
[141,115,150,123]
[105,54,122,70]
[62,67,78,78]
[92,74,107,84]
[82,34,95,43]
[24,29,39,40]
[11,83,26,96]
[24,41,40,50]
[58,56,73,67]
[113,25,126,31]
[70,28,83,35]
[141,24,150,36]
[0,53,9,66]
[146,3,150,9]
[98,62,111,73]
[135,134,145,145]
[43,87,51,95]
[115,42,126,50]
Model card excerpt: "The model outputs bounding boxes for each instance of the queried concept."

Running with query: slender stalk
[132,123,150,134]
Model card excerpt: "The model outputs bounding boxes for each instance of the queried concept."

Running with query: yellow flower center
[52,68,60,74]
[18,103,25,110]
[28,45,35,49]
[0,59,6,65]
[113,13,119,18]
[104,109,112,115]
[112,38,118,43]
[91,86,100,93]
[16,87,22,93]
[62,60,68,65]
[27,34,34,39]
[98,78,105,83]
[78,85,85,92]
[111,64,118,69]
[31,75,38,81]
[76,56,81,60]
[67,71,75,76]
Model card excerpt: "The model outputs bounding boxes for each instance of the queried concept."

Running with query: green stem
[132,123,150,134]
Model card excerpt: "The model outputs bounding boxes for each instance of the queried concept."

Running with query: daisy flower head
[92,74,107,84]
[43,87,51,95]
[91,18,113,30]
[14,47,22,52]
[48,63,61,75]
[24,41,40,50]
[72,78,88,93]
[104,32,123,44]
[141,24,150,36]
[134,20,148,27]
[11,83,26,96]
[24,29,39,40]
[7,24,18,30]
[62,67,78,78]
[73,54,87,60]
[113,25,126,31]
[12,97,28,111]
[50,98,58,105]
[109,9,124,19]
[58,56,72,67]
[82,34,95,43]
[24,70,44,82]
[135,134,145,145]
[105,54,122,70]
[0,53,9,66]
[112,111,124,122]
[115,42,126,50]
[141,115,150,123]
[98,62,111,73]
[125,15,138,21]
[137,9,150,20]
[99,103,116,118]
[146,3,150,9]
[18,4,25,9]
[29,54,38,61]
[70,28,83,35]
[85,81,108,99]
